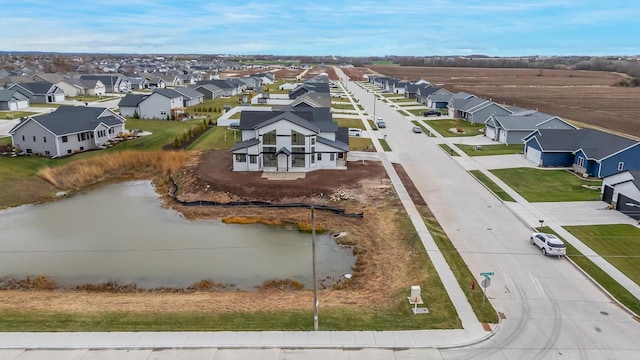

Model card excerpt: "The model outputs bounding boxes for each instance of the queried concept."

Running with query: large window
[292,153,305,167]
[263,146,276,167]
[263,130,276,145]
[291,130,305,145]
[235,154,246,163]
[249,155,257,164]
[62,136,68,143]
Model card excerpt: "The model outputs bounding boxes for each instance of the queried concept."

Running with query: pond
[0,181,355,290]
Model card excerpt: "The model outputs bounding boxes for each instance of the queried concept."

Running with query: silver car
[530,232,566,258]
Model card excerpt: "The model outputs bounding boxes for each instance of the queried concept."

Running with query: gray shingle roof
[11,81,56,95]
[316,136,349,151]
[153,88,183,99]
[528,128,639,160]
[230,138,260,151]
[0,89,27,102]
[172,86,204,100]
[239,108,336,133]
[118,94,148,107]
[494,112,564,130]
[12,106,123,136]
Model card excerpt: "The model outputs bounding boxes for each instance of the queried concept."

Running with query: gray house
[485,110,577,144]
[448,97,512,124]
[79,74,130,93]
[8,82,65,103]
[172,86,204,107]
[0,89,30,110]
[194,83,224,99]
[9,106,125,158]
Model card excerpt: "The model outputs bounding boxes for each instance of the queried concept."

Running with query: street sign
[480,272,494,277]
[481,278,491,288]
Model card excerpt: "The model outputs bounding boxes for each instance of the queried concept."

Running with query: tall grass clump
[38,151,190,189]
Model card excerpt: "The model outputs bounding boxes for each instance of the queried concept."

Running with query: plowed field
[367,66,640,138]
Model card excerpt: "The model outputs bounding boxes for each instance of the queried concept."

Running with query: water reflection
[0,181,355,289]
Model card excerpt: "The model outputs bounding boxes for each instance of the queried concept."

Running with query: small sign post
[480,272,494,312]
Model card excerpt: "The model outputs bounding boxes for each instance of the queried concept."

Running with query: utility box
[408,285,424,305]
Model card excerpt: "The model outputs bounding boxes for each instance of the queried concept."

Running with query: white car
[530,232,566,257]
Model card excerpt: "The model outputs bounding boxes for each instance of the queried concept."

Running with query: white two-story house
[230,108,349,172]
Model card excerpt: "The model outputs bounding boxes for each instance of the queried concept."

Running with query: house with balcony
[230,108,348,172]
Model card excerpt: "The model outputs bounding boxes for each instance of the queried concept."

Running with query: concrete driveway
[532,201,639,226]
[0,120,19,137]
[470,154,537,170]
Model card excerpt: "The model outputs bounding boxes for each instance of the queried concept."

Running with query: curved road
[338,69,640,360]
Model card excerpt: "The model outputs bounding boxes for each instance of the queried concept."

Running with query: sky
[3,0,640,56]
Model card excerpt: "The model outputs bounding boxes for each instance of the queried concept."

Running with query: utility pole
[311,206,319,331]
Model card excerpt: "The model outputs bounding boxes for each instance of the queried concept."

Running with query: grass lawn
[367,119,378,130]
[469,170,516,202]
[564,224,640,286]
[187,97,241,119]
[335,118,365,129]
[119,118,205,151]
[379,139,391,151]
[439,144,459,156]
[332,104,355,110]
[28,103,61,108]
[456,144,524,157]
[68,95,116,102]
[427,120,485,137]
[349,137,374,151]
[538,226,640,315]
[490,168,602,202]
[188,126,239,150]
[0,111,38,119]
[380,93,402,98]
[408,109,429,116]
[261,80,292,94]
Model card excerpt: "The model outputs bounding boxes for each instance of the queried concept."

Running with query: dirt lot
[0,152,437,316]
[367,66,640,138]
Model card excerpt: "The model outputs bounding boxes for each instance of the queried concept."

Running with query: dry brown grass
[37,151,190,189]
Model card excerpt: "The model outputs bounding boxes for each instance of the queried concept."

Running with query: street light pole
[373,93,376,121]
[311,206,319,331]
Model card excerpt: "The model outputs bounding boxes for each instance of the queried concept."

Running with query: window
[43,136,47,143]
[577,157,584,167]
[338,152,344,159]
[26,149,32,154]
[263,130,276,145]
[618,162,624,171]
[263,153,276,167]
[62,136,68,143]
[160,110,167,116]
[311,137,316,146]
[80,146,84,151]
[235,154,246,162]
[317,153,322,161]
[291,153,305,167]
[330,153,335,161]
[109,128,114,134]
[44,151,50,156]
[291,130,305,145]
[33,136,36,142]
[249,155,257,164]
[67,149,72,154]
[22,135,25,141]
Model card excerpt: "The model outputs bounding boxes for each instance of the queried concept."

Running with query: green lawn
[68,95,117,102]
[261,80,291,94]
[332,104,355,110]
[408,109,429,116]
[187,96,241,118]
[0,111,38,119]
[564,224,640,286]
[469,170,516,202]
[379,139,391,151]
[439,144,459,156]
[427,120,485,137]
[381,93,402,98]
[349,137,374,151]
[490,168,602,202]
[456,144,524,157]
[120,118,209,151]
[538,226,640,315]
[188,126,239,150]
[335,118,365,129]
[28,103,61,108]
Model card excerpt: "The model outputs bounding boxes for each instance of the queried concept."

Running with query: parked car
[229,122,240,129]
[348,128,362,137]
[423,110,440,116]
[376,117,386,128]
[530,232,566,258]
[412,126,423,133]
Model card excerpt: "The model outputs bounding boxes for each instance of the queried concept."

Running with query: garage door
[602,185,614,204]
[485,126,496,140]
[526,147,541,165]
[616,194,640,220]
[16,99,29,109]
[498,129,506,143]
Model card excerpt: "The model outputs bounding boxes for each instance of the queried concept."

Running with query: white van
[348,128,362,137]
[375,117,386,128]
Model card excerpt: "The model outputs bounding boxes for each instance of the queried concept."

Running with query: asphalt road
[341,72,640,360]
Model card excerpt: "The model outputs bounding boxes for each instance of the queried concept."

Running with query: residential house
[425,89,455,109]
[448,97,512,124]
[415,86,442,105]
[30,73,65,83]
[172,86,204,107]
[8,82,65,103]
[9,106,125,158]
[128,77,150,90]
[288,82,330,99]
[117,94,148,117]
[144,74,166,89]
[522,128,640,178]
[137,89,184,119]
[160,74,182,87]
[57,78,106,97]
[195,79,238,96]
[193,83,224,99]
[390,81,408,94]
[253,72,275,85]
[286,91,332,109]
[230,108,348,172]
[601,170,640,220]
[79,74,130,93]
[484,110,576,144]
[0,89,30,110]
